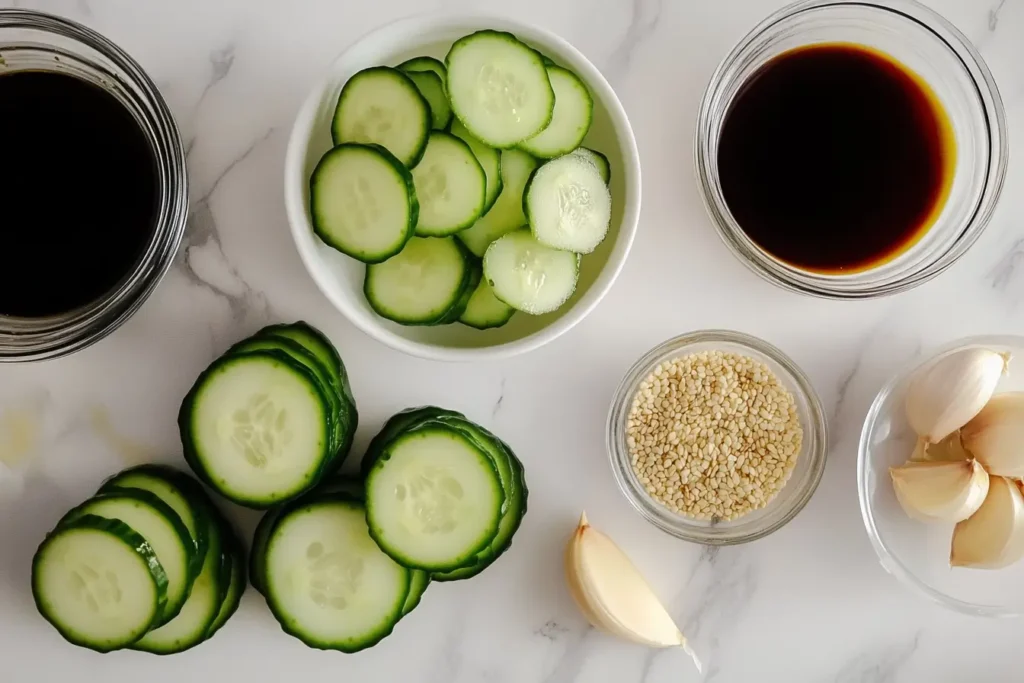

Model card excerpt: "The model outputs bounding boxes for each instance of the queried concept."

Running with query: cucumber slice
[250,476,365,597]
[331,66,430,167]
[412,132,486,236]
[255,322,358,466]
[364,236,472,325]
[180,351,333,508]
[365,425,505,571]
[360,406,466,477]
[61,490,194,625]
[404,71,452,131]
[432,442,527,581]
[402,571,430,615]
[205,523,245,639]
[524,154,611,254]
[226,336,342,461]
[264,498,410,652]
[446,30,554,148]
[99,465,209,584]
[571,147,610,185]
[457,149,538,257]
[310,143,418,264]
[458,279,515,330]
[437,257,481,325]
[483,228,579,315]
[519,66,593,158]
[32,515,167,653]
[132,499,224,654]
[450,118,503,213]
[396,56,446,82]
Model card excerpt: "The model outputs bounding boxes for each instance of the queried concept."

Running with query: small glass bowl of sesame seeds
[607,330,828,544]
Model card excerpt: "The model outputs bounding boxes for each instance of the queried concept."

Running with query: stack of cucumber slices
[31,465,245,654]
[309,29,613,329]
[178,322,358,508]
[249,406,528,652]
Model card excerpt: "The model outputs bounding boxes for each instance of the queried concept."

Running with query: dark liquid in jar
[717,43,955,274]
[0,71,158,317]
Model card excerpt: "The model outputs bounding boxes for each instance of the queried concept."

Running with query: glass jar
[607,330,828,544]
[0,10,187,361]
[695,0,1007,299]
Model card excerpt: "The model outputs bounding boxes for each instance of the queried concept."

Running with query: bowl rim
[694,0,1008,300]
[606,329,829,545]
[858,334,1024,617]
[283,11,641,362]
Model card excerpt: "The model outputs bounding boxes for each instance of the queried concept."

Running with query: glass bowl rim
[607,329,829,545]
[693,0,1009,300]
[857,333,1024,617]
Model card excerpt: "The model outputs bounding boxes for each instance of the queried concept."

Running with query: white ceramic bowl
[284,13,640,361]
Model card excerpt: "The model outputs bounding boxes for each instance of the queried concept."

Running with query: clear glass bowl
[0,10,187,362]
[695,0,1008,299]
[607,330,828,544]
[859,335,1024,617]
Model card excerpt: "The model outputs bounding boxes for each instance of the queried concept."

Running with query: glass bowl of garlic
[859,335,1024,616]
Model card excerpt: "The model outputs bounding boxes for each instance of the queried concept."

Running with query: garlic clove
[960,392,1024,478]
[904,348,1009,443]
[909,433,970,463]
[951,476,1024,569]
[890,458,989,522]
[565,513,701,671]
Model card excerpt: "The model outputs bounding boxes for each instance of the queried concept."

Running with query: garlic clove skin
[890,458,989,522]
[904,348,1009,443]
[951,476,1024,569]
[565,513,701,671]
[960,392,1024,478]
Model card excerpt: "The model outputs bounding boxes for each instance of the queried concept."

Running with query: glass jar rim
[0,9,188,362]
[694,0,1008,299]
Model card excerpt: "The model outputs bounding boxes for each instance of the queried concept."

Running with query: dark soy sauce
[717,43,955,274]
[0,71,158,318]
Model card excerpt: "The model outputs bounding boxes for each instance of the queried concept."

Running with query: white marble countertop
[2,0,1024,680]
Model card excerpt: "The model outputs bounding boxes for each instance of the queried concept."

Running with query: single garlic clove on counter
[960,392,1024,478]
[951,476,1024,569]
[905,348,1009,443]
[890,458,989,522]
[565,513,701,671]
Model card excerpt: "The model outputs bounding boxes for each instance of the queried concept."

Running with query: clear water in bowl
[860,336,1024,615]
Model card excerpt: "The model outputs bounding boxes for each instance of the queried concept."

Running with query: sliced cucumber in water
[484,228,579,315]
[365,424,505,572]
[264,497,411,652]
[310,143,418,264]
[571,147,610,184]
[180,351,333,508]
[519,66,593,158]
[397,56,447,82]
[458,279,515,330]
[450,118,503,213]
[524,153,611,254]
[403,70,452,131]
[412,132,486,236]
[32,515,168,653]
[331,66,430,167]
[364,236,472,325]
[446,30,554,148]
[457,149,539,257]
